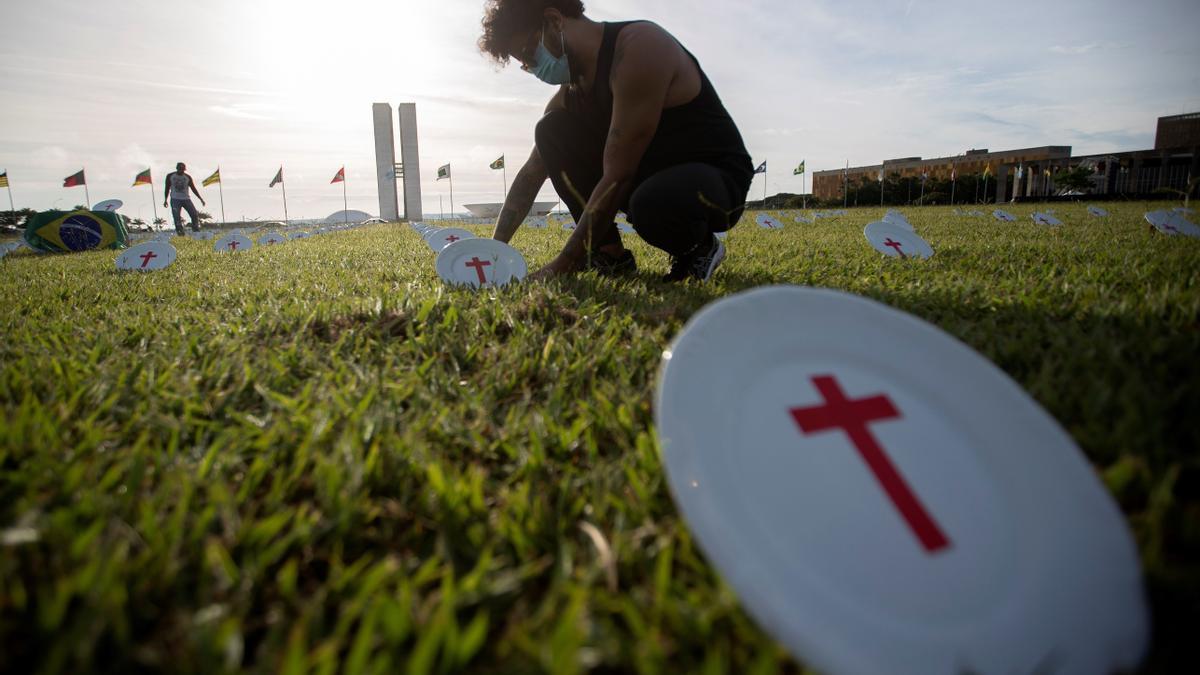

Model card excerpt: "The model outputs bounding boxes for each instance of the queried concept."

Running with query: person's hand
[527,255,580,282]
[201,199,206,206]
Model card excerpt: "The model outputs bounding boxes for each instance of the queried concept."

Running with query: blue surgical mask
[529,27,570,85]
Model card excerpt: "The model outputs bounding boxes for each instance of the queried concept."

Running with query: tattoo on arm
[492,165,547,243]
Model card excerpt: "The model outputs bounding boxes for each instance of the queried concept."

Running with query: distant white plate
[214,233,253,252]
[1087,206,1109,218]
[757,214,784,230]
[435,238,528,288]
[1032,212,1064,227]
[425,227,476,253]
[94,199,123,212]
[1145,210,1200,238]
[117,241,176,271]
[258,231,286,246]
[655,285,1148,675]
[864,221,934,259]
[993,209,1017,222]
[883,211,915,231]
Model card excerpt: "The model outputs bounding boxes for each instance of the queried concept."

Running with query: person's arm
[163,174,170,206]
[188,176,205,205]
[492,146,548,243]
[493,88,567,243]
[530,26,672,279]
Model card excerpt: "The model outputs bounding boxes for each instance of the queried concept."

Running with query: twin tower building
[373,103,423,222]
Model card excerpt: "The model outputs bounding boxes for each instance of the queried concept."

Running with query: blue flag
[754,161,767,174]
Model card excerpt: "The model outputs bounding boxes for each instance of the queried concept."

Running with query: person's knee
[534,110,571,154]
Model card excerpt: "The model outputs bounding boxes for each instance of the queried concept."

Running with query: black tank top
[566,21,754,192]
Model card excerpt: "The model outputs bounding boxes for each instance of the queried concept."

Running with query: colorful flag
[331,167,345,184]
[203,168,221,187]
[24,209,127,253]
[437,164,451,180]
[490,156,505,170]
[1044,168,1052,177]
[63,169,86,188]
[754,161,767,175]
[983,164,992,178]
[921,171,928,182]
[1016,164,1024,180]
[132,168,152,187]
[951,165,956,181]
[0,171,8,188]
[269,167,283,188]
[879,170,884,183]
[793,160,805,176]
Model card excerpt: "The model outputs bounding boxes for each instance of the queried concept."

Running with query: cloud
[1050,44,1099,55]
[208,104,278,121]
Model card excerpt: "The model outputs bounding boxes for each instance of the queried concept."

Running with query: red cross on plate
[790,375,951,554]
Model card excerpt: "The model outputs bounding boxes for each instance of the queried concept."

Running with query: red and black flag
[331,167,345,184]
[63,169,86,188]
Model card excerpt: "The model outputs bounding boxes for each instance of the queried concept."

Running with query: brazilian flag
[23,210,129,253]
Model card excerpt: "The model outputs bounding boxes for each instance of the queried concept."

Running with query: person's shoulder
[614,22,680,64]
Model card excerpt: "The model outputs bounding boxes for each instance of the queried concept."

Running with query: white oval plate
[435,238,528,289]
[655,286,1148,675]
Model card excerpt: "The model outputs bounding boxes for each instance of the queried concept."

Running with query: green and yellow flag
[0,171,9,188]
[24,209,128,253]
[203,168,221,187]
[793,160,805,176]
[982,164,992,178]
[132,168,152,187]
[437,164,451,180]
[490,156,504,170]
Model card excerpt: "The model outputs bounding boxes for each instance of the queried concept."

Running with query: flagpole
[843,160,848,209]
[342,170,348,224]
[6,179,14,226]
[281,173,289,225]
[150,175,158,222]
[218,172,226,225]
[83,167,91,209]
[763,166,767,206]
[503,161,508,199]
[449,166,454,221]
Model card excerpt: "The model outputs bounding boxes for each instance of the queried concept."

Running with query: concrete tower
[372,102,423,222]
[372,103,400,222]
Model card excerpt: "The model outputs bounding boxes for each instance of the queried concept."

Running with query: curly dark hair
[479,0,586,65]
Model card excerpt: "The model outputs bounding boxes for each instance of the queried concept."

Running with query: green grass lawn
[1,202,1197,674]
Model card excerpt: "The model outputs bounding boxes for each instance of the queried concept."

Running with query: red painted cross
[138,250,158,268]
[1162,223,1179,233]
[789,375,951,554]
[267,238,278,245]
[227,240,240,251]
[884,238,908,259]
[445,235,461,243]
[465,256,492,284]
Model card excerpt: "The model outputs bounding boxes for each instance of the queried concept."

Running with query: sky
[1,0,1198,221]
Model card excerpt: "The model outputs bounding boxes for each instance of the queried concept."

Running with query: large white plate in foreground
[864,221,934,259]
[654,286,1147,675]
[435,238,527,288]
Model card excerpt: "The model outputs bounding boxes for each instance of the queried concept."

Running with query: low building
[811,113,1198,203]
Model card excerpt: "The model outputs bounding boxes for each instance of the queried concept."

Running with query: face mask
[528,26,570,85]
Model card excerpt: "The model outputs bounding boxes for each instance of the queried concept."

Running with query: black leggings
[535,109,746,258]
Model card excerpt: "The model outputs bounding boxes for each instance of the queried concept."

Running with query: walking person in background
[163,162,206,235]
